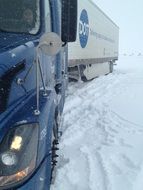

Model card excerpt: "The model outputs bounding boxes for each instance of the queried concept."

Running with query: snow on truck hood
[0,33,38,52]
[0,33,37,76]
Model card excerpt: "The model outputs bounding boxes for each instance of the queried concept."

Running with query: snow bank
[51,55,143,190]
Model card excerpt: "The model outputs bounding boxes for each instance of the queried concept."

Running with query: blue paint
[79,9,89,48]
[0,0,67,189]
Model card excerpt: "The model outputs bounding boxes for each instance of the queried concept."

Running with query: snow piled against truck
[51,55,143,190]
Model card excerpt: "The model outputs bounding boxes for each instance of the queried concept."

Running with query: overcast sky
[93,0,143,54]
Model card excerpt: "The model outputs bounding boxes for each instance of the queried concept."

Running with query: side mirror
[61,0,77,43]
[34,32,62,115]
[38,32,62,56]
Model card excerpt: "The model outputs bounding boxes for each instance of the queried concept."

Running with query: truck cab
[0,0,77,189]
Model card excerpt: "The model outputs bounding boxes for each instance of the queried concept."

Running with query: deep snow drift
[51,55,143,190]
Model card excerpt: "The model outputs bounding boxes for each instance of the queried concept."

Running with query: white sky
[93,0,143,54]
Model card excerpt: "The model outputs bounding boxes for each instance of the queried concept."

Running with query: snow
[51,55,143,190]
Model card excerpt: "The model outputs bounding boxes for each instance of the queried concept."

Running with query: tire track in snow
[81,143,114,190]
[63,72,126,135]
[64,72,127,190]
[111,110,143,128]
[97,107,143,190]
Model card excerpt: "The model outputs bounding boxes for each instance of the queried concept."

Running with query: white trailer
[68,0,119,81]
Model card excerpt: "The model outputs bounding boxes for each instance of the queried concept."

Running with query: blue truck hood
[0,32,36,52]
[0,32,38,114]
[0,32,39,76]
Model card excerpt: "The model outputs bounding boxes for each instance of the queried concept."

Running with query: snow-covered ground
[51,55,143,190]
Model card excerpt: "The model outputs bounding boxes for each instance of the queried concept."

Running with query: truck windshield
[0,0,40,34]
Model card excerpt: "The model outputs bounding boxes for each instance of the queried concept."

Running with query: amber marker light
[0,159,36,186]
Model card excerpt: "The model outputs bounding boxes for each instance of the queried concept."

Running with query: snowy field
[51,55,143,190]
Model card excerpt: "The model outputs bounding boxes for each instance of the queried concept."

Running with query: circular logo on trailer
[79,9,89,48]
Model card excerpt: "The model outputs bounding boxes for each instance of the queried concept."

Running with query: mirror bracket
[34,32,62,116]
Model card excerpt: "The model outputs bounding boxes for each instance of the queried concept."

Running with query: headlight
[0,123,39,188]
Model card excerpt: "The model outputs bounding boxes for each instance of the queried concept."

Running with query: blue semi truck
[0,0,77,189]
